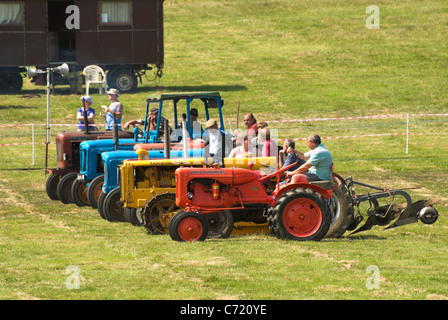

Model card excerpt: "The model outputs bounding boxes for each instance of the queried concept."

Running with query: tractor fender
[273,183,333,205]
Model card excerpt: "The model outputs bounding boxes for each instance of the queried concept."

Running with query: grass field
[1,0,448,301]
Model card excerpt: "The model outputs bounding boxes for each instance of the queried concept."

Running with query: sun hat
[106,88,120,97]
[205,119,217,129]
[80,96,93,104]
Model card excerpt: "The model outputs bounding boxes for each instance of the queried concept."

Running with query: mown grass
[1,0,448,300]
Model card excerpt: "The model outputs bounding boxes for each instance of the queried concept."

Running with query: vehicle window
[100,1,131,24]
[0,2,24,25]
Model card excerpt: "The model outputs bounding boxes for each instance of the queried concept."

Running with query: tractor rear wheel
[87,175,104,209]
[103,188,126,222]
[324,177,354,238]
[143,193,178,235]
[45,173,60,200]
[205,210,233,239]
[71,179,90,207]
[270,188,330,241]
[168,210,208,242]
[56,172,78,204]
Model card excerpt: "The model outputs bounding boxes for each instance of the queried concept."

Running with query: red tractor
[170,162,336,241]
[45,130,133,202]
[168,163,439,242]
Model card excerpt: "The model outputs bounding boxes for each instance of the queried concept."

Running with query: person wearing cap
[101,88,123,130]
[189,108,203,136]
[77,96,97,131]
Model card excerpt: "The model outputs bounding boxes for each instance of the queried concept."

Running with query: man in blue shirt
[285,134,333,183]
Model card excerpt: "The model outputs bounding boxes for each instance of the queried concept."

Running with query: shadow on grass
[148,84,248,93]
[0,104,35,110]
[1,84,248,97]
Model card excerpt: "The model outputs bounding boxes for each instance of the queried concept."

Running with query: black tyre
[103,188,126,222]
[97,191,107,220]
[86,175,104,209]
[56,172,78,204]
[45,173,61,200]
[168,210,208,242]
[124,207,143,226]
[270,188,331,241]
[205,210,234,239]
[108,69,137,93]
[324,177,355,238]
[0,71,23,92]
[71,179,90,207]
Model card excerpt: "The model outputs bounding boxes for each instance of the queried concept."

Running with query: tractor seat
[310,177,335,190]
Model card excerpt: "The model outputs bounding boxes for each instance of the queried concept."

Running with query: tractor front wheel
[124,207,142,226]
[168,211,208,242]
[56,172,78,204]
[87,175,104,209]
[97,191,107,220]
[71,179,90,207]
[270,188,330,241]
[45,173,61,200]
[103,188,126,222]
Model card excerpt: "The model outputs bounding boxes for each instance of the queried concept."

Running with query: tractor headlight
[187,192,194,200]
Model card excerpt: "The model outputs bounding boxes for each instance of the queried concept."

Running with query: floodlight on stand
[29,63,70,175]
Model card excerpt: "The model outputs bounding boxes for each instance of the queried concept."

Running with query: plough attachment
[345,177,440,235]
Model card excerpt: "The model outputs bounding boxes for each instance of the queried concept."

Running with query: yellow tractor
[120,148,277,237]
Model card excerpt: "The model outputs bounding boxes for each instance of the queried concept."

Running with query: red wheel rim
[177,217,203,241]
[79,181,88,201]
[282,198,323,238]
[93,182,103,201]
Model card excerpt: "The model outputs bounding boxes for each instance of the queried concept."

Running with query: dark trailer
[0,0,164,93]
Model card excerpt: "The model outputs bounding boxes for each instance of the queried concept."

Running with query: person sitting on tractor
[203,119,232,164]
[123,107,170,139]
[243,113,258,140]
[189,108,203,138]
[257,127,278,161]
[229,135,256,158]
[279,139,304,171]
[285,134,333,183]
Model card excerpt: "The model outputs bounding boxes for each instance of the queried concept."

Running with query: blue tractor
[68,92,232,210]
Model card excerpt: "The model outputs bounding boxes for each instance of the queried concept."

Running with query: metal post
[32,123,35,166]
[405,113,409,154]
[45,69,51,175]
[164,119,170,159]
[182,114,188,158]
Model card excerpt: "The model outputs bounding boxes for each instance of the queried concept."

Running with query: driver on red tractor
[285,134,333,184]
